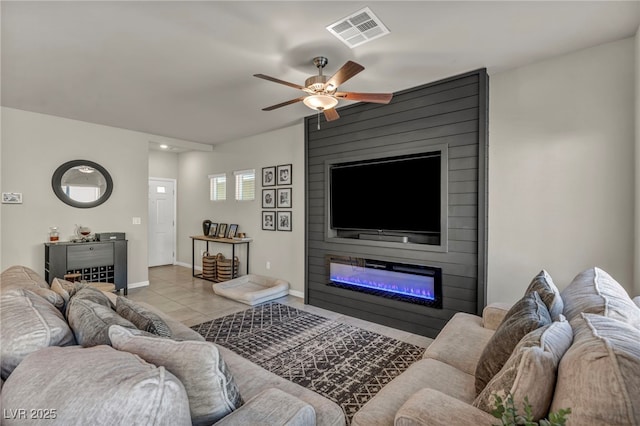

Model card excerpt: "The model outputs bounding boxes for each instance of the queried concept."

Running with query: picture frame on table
[262,189,275,208]
[276,164,292,185]
[208,223,219,237]
[217,223,228,238]
[262,166,276,187]
[276,188,292,208]
[277,211,292,231]
[262,211,275,231]
[227,224,238,239]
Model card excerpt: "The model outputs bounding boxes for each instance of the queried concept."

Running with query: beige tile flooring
[128,265,433,348]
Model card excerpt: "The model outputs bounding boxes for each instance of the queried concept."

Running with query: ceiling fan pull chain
[317,110,321,130]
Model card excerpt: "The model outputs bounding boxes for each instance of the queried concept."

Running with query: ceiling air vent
[326,7,390,49]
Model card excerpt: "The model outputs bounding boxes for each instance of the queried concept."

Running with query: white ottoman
[212,274,290,306]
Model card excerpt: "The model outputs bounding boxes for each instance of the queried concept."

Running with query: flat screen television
[329,151,442,235]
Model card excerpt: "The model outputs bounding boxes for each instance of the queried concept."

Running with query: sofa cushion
[423,312,495,376]
[473,318,573,420]
[0,265,65,310]
[561,267,640,327]
[109,325,244,425]
[1,345,191,425]
[525,270,563,321]
[551,313,640,425]
[352,358,476,426]
[116,296,172,337]
[0,288,76,380]
[475,291,551,394]
[67,288,136,347]
[215,388,316,426]
[0,265,49,290]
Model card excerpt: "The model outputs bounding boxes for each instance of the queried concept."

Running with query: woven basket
[202,252,218,281]
[215,253,239,282]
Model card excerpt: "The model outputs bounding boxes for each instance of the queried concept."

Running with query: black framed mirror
[52,160,113,208]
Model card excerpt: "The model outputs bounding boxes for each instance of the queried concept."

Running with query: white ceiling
[2,1,639,147]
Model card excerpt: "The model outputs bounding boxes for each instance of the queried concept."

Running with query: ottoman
[212,275,290,305]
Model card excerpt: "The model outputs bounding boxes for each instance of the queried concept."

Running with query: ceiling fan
[254,56,393,123]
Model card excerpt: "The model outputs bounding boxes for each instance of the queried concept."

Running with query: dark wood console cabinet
[44,240,128,294]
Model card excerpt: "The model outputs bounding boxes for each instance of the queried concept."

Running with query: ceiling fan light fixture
[303,94,338,111]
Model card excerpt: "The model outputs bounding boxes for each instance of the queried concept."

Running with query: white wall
[1,108,188,286]
[635,26,640,297]
[176,124,306,294]
[149,150,179,180]
[488,38,636,303]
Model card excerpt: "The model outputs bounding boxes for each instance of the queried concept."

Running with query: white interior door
[148,178,176,267]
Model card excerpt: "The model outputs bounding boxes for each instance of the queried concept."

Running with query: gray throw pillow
[1,345,191,425]
[525,270,563,321]
[67,289,136,347]
[0,288,76,380]
[473,318,573,420]
[116,296,172,337]
[474,291,552,394]
[109,325,244,425]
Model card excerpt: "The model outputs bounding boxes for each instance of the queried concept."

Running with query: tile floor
[128,265,433,348]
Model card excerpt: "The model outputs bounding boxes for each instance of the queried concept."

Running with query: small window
[156,186,166,193]
[209,173,226,201]
[234,169,255,201]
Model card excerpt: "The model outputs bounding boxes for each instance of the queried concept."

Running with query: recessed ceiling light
[326,7,390,49]
[160,144,169,149]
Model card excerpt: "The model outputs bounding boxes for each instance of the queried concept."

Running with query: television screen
[330,152,441,234]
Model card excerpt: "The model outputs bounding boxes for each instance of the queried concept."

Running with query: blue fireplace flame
[329,262,435,301]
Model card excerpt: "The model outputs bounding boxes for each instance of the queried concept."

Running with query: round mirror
[52,160,113,208]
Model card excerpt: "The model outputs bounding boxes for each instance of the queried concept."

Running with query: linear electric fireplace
[327,256,443,308]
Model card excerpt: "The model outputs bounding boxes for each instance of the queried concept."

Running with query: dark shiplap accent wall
[304,69,489,338]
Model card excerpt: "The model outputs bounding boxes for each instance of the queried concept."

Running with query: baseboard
[128,281,149,289]
[289,289,304,299]
[174,261,201,271]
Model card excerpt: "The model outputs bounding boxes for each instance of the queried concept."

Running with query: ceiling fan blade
[334,92,393,104]
[262,97,306,111]
[324,61,364,90]
[253,74,307,92]
[323,108,340,122]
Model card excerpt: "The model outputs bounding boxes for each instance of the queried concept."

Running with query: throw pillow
[561,267,640,327]
[525,270,563,321]
[0,288,76,380]
[109,325,244,425]
[474,291,552,394]
[1,345,191,425]
[473,317,573,420]
[116,296,172,337]
[67,289,136,347]
[550,313,640,425]
[0,265,49,290]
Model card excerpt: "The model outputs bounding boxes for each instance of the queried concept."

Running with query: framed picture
[262,189,275,208]
[262,166,276,187]
[277,211,292,231]
[208,223,218,237]
[277,164,292,185]
[217,223,228,238]
[2,192,22,204]
[227,224,238,238]
[276,188,292,208]
[262,211,276,231]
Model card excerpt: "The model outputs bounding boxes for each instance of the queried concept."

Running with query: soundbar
[359,233,409,243]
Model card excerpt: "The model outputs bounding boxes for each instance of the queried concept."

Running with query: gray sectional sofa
[0,265,345,426]
[353,267,640,426]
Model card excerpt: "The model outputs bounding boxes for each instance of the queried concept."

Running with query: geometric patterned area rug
[191,302,425,424]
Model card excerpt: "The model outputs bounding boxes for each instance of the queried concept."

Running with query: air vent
[326,7,390,49]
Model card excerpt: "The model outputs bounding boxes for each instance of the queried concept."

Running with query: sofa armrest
[394,388,496,426]
[482,302,512,330]
[215,388,316,426]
